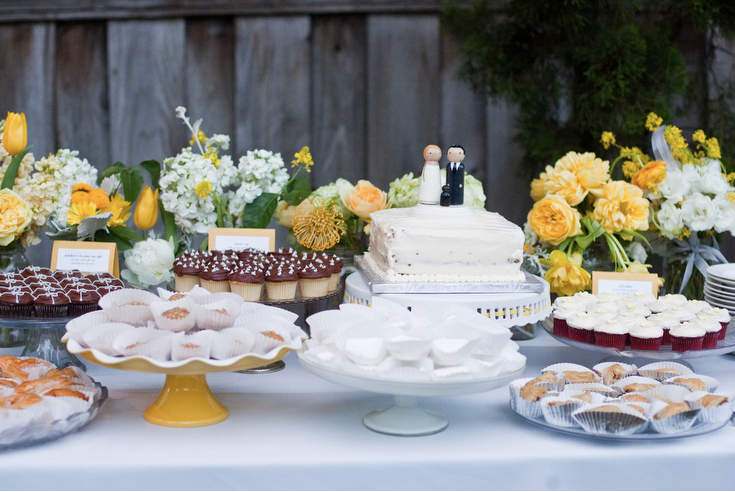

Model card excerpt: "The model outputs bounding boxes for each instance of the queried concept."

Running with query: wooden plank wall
[0,10,543,266]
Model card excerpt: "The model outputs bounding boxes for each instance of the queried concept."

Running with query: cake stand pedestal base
[143,374,228,427]
[23,327,85,370]
[363,395,448,436]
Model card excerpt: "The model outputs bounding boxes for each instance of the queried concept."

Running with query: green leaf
[45,226,78,241]
[199,237,209,252]
[241,192,279,229]
[620,229,650,246]
[108,225,144,244]
[574,219,606,250]
[558,238,572,252]
[119,167,144,202]
[281,176,311,205]
[160,199,179,253]
[1,147,31,190]
[98,162,126,183]
[94,230,133,251]
[139,160,161,190]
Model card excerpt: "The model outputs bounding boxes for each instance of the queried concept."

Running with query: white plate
[706,275,735,289]
[707,264,735,282]
[705,279,735,293]
[703,285,735,302]
[703,295,735,313]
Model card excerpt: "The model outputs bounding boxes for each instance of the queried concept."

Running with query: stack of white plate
[704,264,735,315]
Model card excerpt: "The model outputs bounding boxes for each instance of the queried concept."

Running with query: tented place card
[208,228,275,252]
[592,271,659,297]
[51,241,119,276]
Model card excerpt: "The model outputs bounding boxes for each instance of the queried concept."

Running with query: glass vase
[660,233,719,301]
[0,242,30,348]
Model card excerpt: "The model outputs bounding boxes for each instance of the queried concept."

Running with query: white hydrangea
[227,150,289,227]
[48,150,98,231]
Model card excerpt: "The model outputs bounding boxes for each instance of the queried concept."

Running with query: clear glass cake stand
[0,315,85,370]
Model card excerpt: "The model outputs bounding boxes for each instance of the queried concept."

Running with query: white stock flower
[712,194,735,233]
[680,192,716,231]
[658,170,691,203]
[656,200,683,239]
[121,237,175,287]
[625,241,648,263]
[49,150,98,229]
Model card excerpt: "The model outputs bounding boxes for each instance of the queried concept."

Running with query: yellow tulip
[541,250,591,297]
[134,186,159,230]
[3,112,27,156]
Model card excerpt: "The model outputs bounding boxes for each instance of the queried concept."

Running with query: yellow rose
[0,189,32,246]
[593,181,650,234]
[274,200,297,228]
[343,180,389,222]
[545,152,610,204]
[631,160,667,191]
[527,195,582,245]
[541,250,591,297]
[530,172,548,201]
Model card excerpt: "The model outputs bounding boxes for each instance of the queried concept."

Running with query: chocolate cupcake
[199,263,231,293]
[0,288,34,317]
[67,287,101,316]
[265,262,299,300]
[298,262,330,298]
[34,290,70,318]
[173,258,201,292]
[229,265,265,301]
[326,255,343,292]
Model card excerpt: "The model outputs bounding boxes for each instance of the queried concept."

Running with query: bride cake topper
[418,144,442,205]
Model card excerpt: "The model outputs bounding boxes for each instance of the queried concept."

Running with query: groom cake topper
[445,144,465,206]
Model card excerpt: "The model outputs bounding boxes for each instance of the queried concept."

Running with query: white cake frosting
[366,204,525,283]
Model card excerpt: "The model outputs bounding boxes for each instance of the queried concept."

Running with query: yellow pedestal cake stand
[64,337,302,427]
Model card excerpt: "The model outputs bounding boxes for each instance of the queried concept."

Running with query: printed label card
[592,271,659,298]
[51,241,118,276]
[208,228,275,253]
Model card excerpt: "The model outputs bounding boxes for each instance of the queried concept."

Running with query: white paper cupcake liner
[99,289,159,325]
[637,361,694,381]
[572,402,649,435]
[338,303,390,322]
[385,333,433,361]
[251,325,293,355]
[432,364,476,381]
[431,336,478,366]
[196,298,240,330]
[229,281,264,302]
[649,400,699,433]
[684,391,735,424]
[211,328,256,359]
[541,396,587,427]
[547,364,601,385]
[171,330,216,361]
[379,365,433,382]
[369,296,412,317]
[306,310,364,345]
[612,376,662,395]
[65,311,109,336]
[190,292,244,306]
[663,374,719,393]
[82,322,137,356]
[563,383,619,398]
[112,328,173,360]
[524,372,565,391]
[509,378,546,419]
[239,302,299,324]
[592,362,638,386]
[150,298,199,333]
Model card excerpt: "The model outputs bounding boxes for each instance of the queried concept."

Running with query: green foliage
[281,176,312,206]
[1,147,31,190]
[241,192,280,229]
[441,0,735,180]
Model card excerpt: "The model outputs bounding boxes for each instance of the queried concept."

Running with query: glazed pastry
[621,394,648,403]
[622,382,657,393]
[653,402,690,420]
[671,377,706,392]
[519,383,548,402]
[563,371,598,384]
[697,394,728,408]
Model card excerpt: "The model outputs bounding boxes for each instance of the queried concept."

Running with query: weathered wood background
[0,1,733,265]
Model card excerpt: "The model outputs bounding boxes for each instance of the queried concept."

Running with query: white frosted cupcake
[697,306,730,340]
[572,291,598,306]
[692,316,723,349]
[615,312,647,329]
[617,301,652,318]
[657,293,688,305]
[587,299,620,314]
[628,320,664,351]
[595,291,620,303]
[670,322,706,351]
[553,296,586,311]
[645,300,670,314]
[623,290,656,304]
[566,313,596,344]
[552,307,580,338]
[662,305,695,322]
[593,319,628,349]
[684,299,710,314]
[587,307,618,322]
[646,312,680,345]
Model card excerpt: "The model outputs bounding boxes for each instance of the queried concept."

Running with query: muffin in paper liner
[112,328,173,360]
[264,280,297,300]
[98,289,159,325]
[509,378,548,419]
[174,274,200,292]
[240,302,299,324]
[196,298,241,330]
[211,328,255,359]
[649,400,699,434]
[171,330,216,361]
[229,281,264,302]
[430,336,478,366]
[663,374,719,393]
[65,311,109,336]
[299,277,330,298]
[252,325,293,355]
[612,376,662,395]
[572,402,649,436]
[637,361,694,381]
[150,298,199,333]
[563,383,619,398]
[684,391,735,424]
[593,362,638,386]
[82,322,137,356]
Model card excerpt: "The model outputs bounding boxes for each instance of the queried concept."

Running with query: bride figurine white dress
[418,144,442,205]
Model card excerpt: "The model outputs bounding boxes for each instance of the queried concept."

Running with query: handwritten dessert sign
[592,271,659,297]
[208,228,275,252]
[51,240,119,276]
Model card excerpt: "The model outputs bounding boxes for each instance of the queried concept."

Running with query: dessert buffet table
[1,330,734,491]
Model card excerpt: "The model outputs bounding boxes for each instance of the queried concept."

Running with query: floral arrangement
[159,107,295,250]
[524,112,733,298]
[275,168,488,253]
[120,237,175,289]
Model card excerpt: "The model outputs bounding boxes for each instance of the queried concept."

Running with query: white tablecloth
[1,329,734,490]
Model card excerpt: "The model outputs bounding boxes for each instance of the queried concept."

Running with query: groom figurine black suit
[446,145,465,206]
